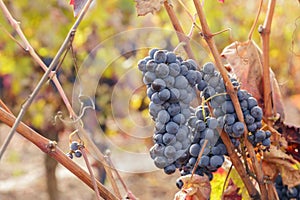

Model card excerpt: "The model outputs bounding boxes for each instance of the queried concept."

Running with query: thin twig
[0,25,24,49]
[192,139,208,178]
[0,0,94,159]
[248,0,263,40]
[0,107,118,200]
[81,147,101,200]
[163,1,196,60]
[76,125,123,199]
[222,164,233,196]
[0,99,12,114]
[259,0,276,126]
[105,152,137,199]
[192,1,264,199]
[220,130,260,199]
[0,1,75,117]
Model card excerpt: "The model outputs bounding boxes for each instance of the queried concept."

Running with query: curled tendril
[54,94,95,125]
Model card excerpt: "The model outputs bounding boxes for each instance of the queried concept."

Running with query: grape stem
[191,139,208,178]
[0,107,118,200]
[192,1,268,199]
[259,0,276,127]
[259,1,279,199]
[81,147,101,200]
[248,0,263,40]
[163,1,196,61]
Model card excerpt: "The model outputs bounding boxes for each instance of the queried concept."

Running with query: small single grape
[70,141,79,151]
[74,150,82,158]
[153,50,167,63]
[231,122,244,138]
[164,164,176,174]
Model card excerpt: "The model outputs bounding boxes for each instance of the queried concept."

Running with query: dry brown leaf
[221,179,242,200]
[174,174,211,200]
[263,145,300,188]
[135,0,165,16]
[221,40,285,120]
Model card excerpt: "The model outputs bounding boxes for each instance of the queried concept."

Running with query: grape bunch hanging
[137,49,271,185]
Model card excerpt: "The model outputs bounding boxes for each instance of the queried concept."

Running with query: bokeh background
[0,0,299,199]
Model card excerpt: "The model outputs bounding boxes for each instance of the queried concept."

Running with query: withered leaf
[274,120,300,162]
[221,40,285,120]
[263,145,300,188]
[174,174,211,200]
[135,0,165,16]
[221,179,242,200]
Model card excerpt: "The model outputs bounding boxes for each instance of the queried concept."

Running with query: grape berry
[66,141,82,159]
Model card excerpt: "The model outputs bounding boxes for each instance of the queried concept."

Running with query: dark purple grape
[153,50,167,63]
[70,141,79,151]
[222,101,235,114]
[74,150,82,158]
[149,48,159,58]
[231,122,245,138]
[166,52,177,63]
[250,106,263,120]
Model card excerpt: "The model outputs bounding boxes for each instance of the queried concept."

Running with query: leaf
[135,0,164,16]
[70,0,88,17]
[263,145,300,188]
[274,120,300,162]
[174,174,211,200]
[221,179,242,200]
[221,40,285,120]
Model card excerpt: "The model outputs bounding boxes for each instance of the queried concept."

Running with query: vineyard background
[0,0,299,199]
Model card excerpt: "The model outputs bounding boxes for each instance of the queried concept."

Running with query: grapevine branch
[192,1,268,199]
[259,1,278,199]
[0,0,124,197]
[0,0,95,159]
[0,107,118,200]
[259,0,276,126]
[164,1,196,60]
[0,0,76,123]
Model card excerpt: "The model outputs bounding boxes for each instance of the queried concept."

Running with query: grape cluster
[196,62,271,148]
[274,174,300,199]
[138,50,271,180]
[66,141,82,159]
[138,49,201,174]
[178,106,227,181]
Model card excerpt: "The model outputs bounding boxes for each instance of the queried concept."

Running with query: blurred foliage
[0,0,299,198]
